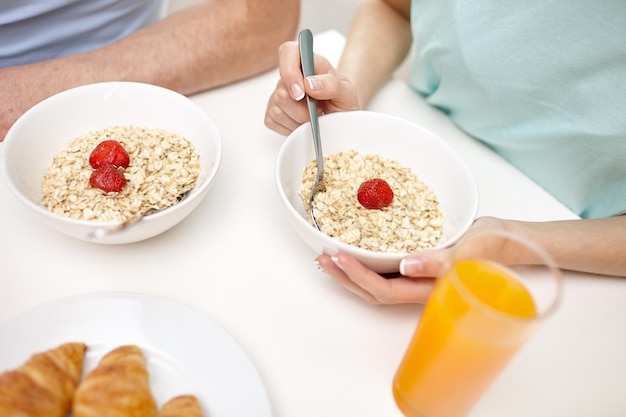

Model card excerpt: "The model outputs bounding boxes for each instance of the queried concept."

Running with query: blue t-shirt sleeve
[0,0,167,68]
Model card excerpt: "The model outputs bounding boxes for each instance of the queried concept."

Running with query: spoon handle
[298,29,325,182]
[298,29,315,78]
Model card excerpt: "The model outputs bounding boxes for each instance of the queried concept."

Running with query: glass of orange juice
[392,229,563,417]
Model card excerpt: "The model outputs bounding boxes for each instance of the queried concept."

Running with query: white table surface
[1,30,625,417]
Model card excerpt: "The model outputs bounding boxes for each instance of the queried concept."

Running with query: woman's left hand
[315,217,513,304]
[315,249,451,304]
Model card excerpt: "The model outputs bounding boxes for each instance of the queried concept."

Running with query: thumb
[399,249,454,278]
[303,74,360,111]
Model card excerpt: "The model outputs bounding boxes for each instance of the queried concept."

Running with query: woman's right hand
[264,40,360,136]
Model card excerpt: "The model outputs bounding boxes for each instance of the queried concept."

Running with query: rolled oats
[42,125,200,222]
[300,149,443,253]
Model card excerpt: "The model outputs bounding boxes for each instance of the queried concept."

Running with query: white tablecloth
[1,30,625,417]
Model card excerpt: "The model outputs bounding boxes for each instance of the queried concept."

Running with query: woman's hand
[264,40,360,136]
[316,250,449,305]
[315,217,513,304]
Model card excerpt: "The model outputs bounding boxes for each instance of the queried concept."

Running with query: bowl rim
[0,81,222,227]
[275,110,479,261]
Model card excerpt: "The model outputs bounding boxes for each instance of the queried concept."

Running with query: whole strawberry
[89,164,127,193]
[357,178,394,209]
[89,140,130,169]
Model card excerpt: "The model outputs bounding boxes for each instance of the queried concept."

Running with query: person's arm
[503,216,626,277]
[337,0,413,108]
[264,0,411,134]
[1,0,300,141]
[318,216,626,305]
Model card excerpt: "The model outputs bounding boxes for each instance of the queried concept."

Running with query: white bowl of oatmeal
[1,82,222,244]
[275,110,478,273]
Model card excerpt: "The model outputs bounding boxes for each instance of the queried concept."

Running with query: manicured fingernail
[315,260,328,274]
[400,258,424,276]
[330,255,346,272]
[306,76,323,90]
[290,83,305,100]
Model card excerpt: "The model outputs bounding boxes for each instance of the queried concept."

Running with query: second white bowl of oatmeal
[1,82,222,244]
[275,110,478,273]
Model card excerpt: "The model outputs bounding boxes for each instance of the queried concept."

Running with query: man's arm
[1,0,300,140]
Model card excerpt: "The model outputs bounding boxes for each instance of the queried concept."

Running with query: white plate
[0,292,272,417]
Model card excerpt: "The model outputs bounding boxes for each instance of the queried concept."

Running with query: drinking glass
[392,229,563,417]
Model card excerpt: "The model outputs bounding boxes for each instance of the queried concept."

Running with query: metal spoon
[88,191,189,239]
[298,28,326,231]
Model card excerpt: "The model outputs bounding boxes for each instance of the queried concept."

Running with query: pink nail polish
[314,260,328,274]
[400,258,424,276]
[290,83,305,100]
[306,77,323,90]
[330,255,346,272]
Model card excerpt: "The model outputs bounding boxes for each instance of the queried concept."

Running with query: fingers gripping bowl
[1,82,222,244]
[275,111,479,273]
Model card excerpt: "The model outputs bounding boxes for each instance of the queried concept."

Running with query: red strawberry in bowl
[89,164,127,193]
[357,178,394,209]
[89,140,130,169]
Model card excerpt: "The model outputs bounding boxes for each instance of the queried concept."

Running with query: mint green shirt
[408,0,626,219]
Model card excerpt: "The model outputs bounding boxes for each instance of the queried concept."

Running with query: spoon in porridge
[299,28,326,231]
[87,190,189,239]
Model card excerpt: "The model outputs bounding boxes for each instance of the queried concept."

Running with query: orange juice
[393,259,538,417]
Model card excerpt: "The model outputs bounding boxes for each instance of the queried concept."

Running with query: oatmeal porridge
[42,125,200,222]
[300,149,443,253]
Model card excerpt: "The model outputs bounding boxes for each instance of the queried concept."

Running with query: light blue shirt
[408,0,626,219]
[0,0,167,68]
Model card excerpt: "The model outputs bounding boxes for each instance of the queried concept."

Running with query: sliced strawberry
[89,140,130,169]
[89,164,127,193]
[357,178,394,209]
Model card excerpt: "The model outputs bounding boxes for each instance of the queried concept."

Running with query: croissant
[157,395,205,417]
[73,344,157,417]
[0,342,87,417]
